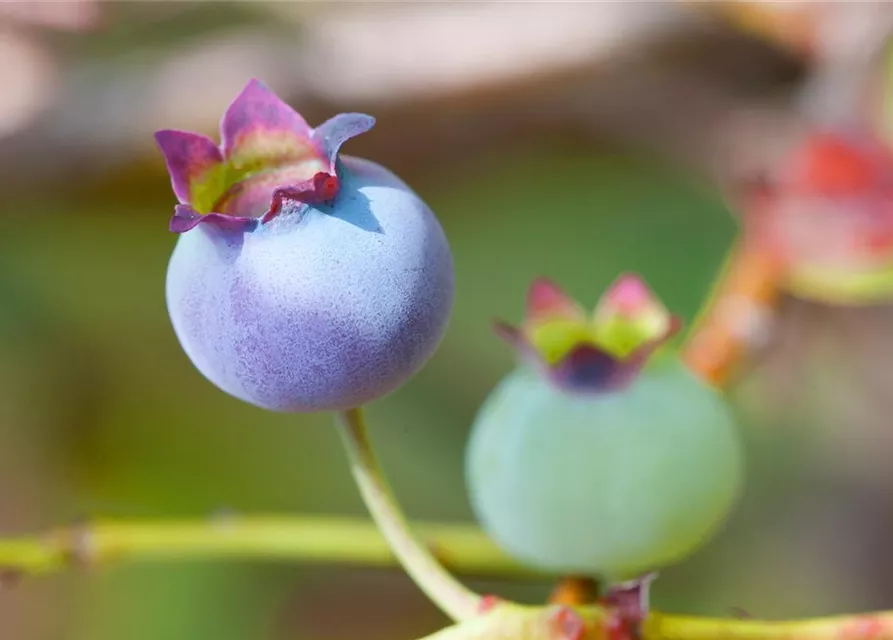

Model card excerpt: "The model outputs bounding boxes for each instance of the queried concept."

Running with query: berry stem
[335,407,483,621]
[549,577,599,606]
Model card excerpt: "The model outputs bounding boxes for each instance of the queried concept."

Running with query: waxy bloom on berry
[157,79,454,412]
[747,129,893,305]
[466,275,742,582]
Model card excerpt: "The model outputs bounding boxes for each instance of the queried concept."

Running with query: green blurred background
[2,2,893,639]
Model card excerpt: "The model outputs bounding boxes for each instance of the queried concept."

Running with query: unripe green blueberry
[465,276,743,581]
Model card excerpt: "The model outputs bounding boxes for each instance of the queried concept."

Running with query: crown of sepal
[155,79,375,234]
[495,274,681,393]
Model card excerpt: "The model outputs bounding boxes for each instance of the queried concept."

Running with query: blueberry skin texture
[465,358,743,581]
[166,155,455,412]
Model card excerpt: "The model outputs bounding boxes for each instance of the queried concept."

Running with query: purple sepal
[311,113,376,173]
[260,172,341,224]
[559,314,682,393]
[221,78,311,166]
[549,341,656,393]
[154,130,223,204]
[493,320,525,349]
[170,204,258,234]
[493,319,555,373]
[549,344,625,392]
[551,315,682,393]
[493,315,682,394]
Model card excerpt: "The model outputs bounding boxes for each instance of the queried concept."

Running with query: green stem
[418,602,893,640]
[335,407,483,622]
[3,513,893,640]
[0,516,532,579]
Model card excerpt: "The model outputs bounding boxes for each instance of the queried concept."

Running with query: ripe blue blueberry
[156,79,454,412]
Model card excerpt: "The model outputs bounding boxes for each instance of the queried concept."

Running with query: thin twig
[0,516,532,580]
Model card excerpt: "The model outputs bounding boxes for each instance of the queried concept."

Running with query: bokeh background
[3,2,893,639]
